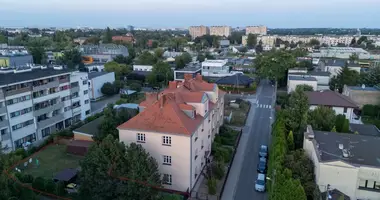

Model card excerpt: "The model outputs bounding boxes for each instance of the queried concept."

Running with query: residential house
[88,72,115,100]
[287,76,318,93]
[342,85,380,108]
[117,74,225,192]
[303,125,380,200]
[174,64,202,81]
[201,59,242,78]
[288,69,331,91]
[305,91,359,122]
[320,59,361,77]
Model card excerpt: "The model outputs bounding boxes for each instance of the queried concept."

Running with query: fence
[190,191,219,200]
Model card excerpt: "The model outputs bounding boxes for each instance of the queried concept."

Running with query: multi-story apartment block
[0,66,91,152]
[118,74,225,192]
[209,26,231,37]
[246,26,267,35]
[189,26,209,40]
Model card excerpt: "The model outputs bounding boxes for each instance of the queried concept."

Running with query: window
[14,133,36,148]
[201,140,204,149]
[60,85,70,91]
[162,136,171,146]
[343,107,347,113]
[358,179,380,191]
[194,131,198,142]
[359,179,367,187]
[84,90,88,95]
[137,133,146,143]
[61,96,70,102]
[194,149,198,160]
[6,95,31,105]
[1,129,6,135]
[10,107,33,118]
[162,174,172,185]
[163,155,172,165]
[41,127,51,138]
[85,110,90,115]
[12,119,34,131]
[64,106,71,112]
[85,100,90,104]
[82,80,88,85]
[375,182,380,190]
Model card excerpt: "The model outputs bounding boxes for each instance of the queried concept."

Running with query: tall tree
[104,61,131,79]
[148,61,173,87]
[329,65,360,93]
[308,39,320,46]
[154,48,164,59]
[350,37,357,46]
[360,66,380,87]
[349,53,359,62]
[175,52,192,69]
[79,135,162,200]
[136,51,158,65]
[255,40,263,53]
[60,49,82,69]
[104,27,113,43]
[287,131,295,151]
[246,34,257,48]
[308,106,336,131]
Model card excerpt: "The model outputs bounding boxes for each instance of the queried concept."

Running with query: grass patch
[224,100,250,126]
[21,144,82,179]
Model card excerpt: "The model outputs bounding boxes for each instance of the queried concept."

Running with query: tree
[136,51,158,65]
[331,126,337,132]
[101,82,117,96]
[287,131,295,151]
[104,61,131,79]
[29,45,46,64]
[148,61,173,87]
[335,114,347,132]
[175,52,192,69]
[79,135,162,200]
[360,66,380,87]
[350,37,356,46]
[308,106,336,131]
[104,27,113,43]
[329,65,360,93]
[357,36,368,45]
[84,36,101,45]
[349,53,359,62]
[255,40,263,53]
[308,39,320,46]
[60,49,82,69]
[130,82,142,92]
[296,84,314,92]
[197,54,206,62]
[246,34,257,48]
[154,48,164,59]
[113,55,129,64]
[0,34,7,44]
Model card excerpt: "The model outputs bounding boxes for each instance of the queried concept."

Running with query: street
[221,80,276,200]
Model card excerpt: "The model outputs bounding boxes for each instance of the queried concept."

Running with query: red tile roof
[118,74,224,135]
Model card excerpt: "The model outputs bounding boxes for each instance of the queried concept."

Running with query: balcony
[72,107,81,116]
[0,90,4,100]
[32,80,59,92]
[59,78,69,84]
[0,130,11,141]
[0,106,6,114]
[0,119,9,129]
[33,102,64,117]
[5,87,31,97]
[70,86,80,93]
[37,113,64,129]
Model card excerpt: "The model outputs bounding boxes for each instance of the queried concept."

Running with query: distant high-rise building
[189,26,209,39]
[209,26,231,37]
[246,26,267,35]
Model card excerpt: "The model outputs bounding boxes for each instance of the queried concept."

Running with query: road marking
[269,105,272,109]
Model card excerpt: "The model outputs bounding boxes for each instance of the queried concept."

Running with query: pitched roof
[215,74,254,86]
[118,74,221,135]
[305,91,358,108]
[313,130,380,167]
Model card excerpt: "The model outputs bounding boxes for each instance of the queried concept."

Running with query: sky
[0,0,379,28]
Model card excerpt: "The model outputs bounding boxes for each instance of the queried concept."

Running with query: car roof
[257,173,265,180]
[261,145,268,149]
[259,157,266,162]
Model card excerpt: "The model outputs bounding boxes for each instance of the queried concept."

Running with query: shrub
[55,181,67,196]
[45,179,56,193]
[28,146,38,155]
[23,174,35,183]
[129,82,142,92]
[212,162,225,180]
[14,148,27,159]
[362,104,380,117]
[214,146,233,163]
[207,178,217,195]
[32,177,46,191]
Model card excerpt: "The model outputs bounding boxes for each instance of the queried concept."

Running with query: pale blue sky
[0,0,379,28]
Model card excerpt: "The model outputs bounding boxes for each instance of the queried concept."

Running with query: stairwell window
[163,155,172,165]
[163,174,172,185]
[162,136,171,146]
[137,133,146,143]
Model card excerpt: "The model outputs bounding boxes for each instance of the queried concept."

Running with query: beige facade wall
[246,26,267,35]
[343,87,380,108]
[210,26,231,37]
[189,26,209,39]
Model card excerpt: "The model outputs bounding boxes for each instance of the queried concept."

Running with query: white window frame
[162,136,171,146]
[163,174,172,185]
[137,133,146,143]
[163,155,172,165]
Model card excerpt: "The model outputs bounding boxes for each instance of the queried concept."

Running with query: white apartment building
[287,76,318,94]
[133,65,153,71]
[0,66,91,152]
[209,26,231,37]
[189,26,209,40]
[305,91,358,122]
[320,59,361,77]
[201,59,241,77]
[118,74,225,192]
[288,69,331,91]
[304,125,380,200]
[88,71,115,100]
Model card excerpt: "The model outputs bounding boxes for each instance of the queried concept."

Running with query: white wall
[309,105,353,121]
[287,80,317,94]
[133,65,153,71]
[326,66,361,77]
[70,72,91,120]
[89,72,115,100]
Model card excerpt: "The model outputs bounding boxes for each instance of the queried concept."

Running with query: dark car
[257,157,267,173]
[259,145,268,158]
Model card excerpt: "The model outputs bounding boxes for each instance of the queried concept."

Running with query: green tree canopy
[360,65,380,87]
[79,135,162,200]
[175,52,192,69]
[154,48,165,59]
[308,39,320,46]
[104,61,131,79]
[101,82,117,96]
[60,49,82,69]
[308,106,336,131]
[148,61,173,87]
[136,51,158,65]
[329,65,361,93]
[246,34,257,48]
[103,27,113,43]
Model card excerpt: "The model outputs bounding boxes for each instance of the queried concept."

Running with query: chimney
[195,73,202,81]
[168,81,178,89]
[184,74,193,81]
[159,94,166,108]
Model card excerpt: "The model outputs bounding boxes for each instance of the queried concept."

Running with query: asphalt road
[234,80,276,200]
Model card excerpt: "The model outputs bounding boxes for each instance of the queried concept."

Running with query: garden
[224,99,251,126]
[361,104,380,129]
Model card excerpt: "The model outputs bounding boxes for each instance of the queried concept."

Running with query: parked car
[255,173,266,192]
[257,157,267,173]
[259,145,268,158]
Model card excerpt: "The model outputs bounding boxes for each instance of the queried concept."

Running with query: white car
[255,173,266,192]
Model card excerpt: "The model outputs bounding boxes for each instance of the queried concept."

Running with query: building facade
[88,72,115,100]
[343,85,380,108]
[117,74,225,192]
[189,26,209,39]
[209,26,231,37]
[287,76,318,93]
[0,66,91,152]
[80,44,129,64]
[245,26,267,35]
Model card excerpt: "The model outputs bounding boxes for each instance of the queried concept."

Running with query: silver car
[255,173,266,192]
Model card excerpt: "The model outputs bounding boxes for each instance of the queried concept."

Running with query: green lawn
[21,144,82,179]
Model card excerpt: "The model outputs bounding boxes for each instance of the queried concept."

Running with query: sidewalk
[220,87,261,200]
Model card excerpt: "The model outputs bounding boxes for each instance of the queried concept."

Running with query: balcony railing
[0,90,4,100]
[32,80,59,92]
[0,106,6,114]
[59,78,69,84]
[0,130,11,141]
[0,119,9,129]
[33,102,64,117]
[37,113,64,129]
[70,86,80,93]
[5,87,31,97]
